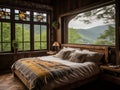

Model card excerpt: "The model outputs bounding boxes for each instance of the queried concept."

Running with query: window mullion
[11,8,15,52]
[40,25,41,49]
[30,11,34,51]
[22,24,24,51]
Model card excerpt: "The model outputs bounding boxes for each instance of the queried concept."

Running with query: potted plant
[12,39,19,54]
[52,21,59,30]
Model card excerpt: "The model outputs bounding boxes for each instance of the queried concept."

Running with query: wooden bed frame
[13,44,109,90]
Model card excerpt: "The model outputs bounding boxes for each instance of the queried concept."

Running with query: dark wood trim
[0,5,52,52]
[115,0,120,64]
[0,0,53,11]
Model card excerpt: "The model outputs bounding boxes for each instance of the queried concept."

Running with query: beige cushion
[82,50,104,64]
[54,47,75,59]
[63,47,81,51]
[69,50,87,63]
[62,51,73,60]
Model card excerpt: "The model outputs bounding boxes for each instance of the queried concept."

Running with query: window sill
[0,50,48,55]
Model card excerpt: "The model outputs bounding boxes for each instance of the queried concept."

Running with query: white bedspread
[38,55,100,90]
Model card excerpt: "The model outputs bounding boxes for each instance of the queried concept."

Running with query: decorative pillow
[82,50,104,64]
[86,53,104,64]
[62,50,73,60]
[54,47,75,58]
[69,50,87,63]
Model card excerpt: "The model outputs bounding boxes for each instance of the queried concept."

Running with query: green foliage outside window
[0,22,11,52]
[68,28,82,43]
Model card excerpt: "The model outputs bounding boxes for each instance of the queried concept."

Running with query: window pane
[3,23,11,42]
[15,23,22,41]
[0,22,1,42]
[41,42,47,49]
[68,4,115,46]
[42,13,47,22]
[24,43,30,50]
[41,25,47,41]
[0,8,10,19]
[34,25,40,41]
[24,24,30,41]
[0,43,2,52]
[33,12,47,22]
[34,42,40,50]
[3,43,11,51]
[15,9,30,21]
[18,43,23,51]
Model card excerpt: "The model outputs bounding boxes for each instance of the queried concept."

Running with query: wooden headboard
[61,44,109,64]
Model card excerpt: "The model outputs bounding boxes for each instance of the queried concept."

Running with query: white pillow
[63,47,81,51]
[69,50,87,63]
[82,50,104,64]
[54,47,76,58]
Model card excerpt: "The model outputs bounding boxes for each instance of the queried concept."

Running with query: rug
[0,73,27,90]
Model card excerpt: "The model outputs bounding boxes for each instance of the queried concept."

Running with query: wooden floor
[0,73,27,90]
[0,73,120,90]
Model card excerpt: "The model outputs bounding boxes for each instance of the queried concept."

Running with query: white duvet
[38,55,100,90]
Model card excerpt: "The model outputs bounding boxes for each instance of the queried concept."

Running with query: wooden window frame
[0,6,51,53]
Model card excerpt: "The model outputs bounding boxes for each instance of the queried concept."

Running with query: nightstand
[47,51,56,55]
[100,65,120,85]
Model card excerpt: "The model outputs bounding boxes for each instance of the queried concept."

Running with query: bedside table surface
[100,65,120,73]
[47,51,56,55]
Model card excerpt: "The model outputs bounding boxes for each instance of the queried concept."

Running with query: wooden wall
[52,0,112,19]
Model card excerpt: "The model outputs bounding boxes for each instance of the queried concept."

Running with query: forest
[68,25,115,45]
[0,23,47,52]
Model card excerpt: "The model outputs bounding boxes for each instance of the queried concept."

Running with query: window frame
[0,6,51,53]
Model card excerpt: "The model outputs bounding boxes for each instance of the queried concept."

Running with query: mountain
[76,24,115,43]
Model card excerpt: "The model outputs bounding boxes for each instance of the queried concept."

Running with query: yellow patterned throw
[12,58,72,90]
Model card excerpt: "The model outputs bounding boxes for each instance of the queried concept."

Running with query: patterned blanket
[12,58,73,90]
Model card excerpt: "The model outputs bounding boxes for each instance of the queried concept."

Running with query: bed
[11,44,109,90]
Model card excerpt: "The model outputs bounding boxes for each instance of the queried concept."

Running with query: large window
[0,7,50,53]
[68,4,115,46]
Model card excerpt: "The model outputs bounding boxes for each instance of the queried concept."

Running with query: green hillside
[68,24,115,45]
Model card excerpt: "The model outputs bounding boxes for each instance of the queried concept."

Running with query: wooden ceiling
[21,0,54,5]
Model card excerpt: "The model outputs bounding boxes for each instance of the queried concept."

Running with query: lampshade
[52,41,59,46]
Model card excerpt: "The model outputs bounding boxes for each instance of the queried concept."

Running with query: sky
[68,19,108,29]
[68,4,115,29]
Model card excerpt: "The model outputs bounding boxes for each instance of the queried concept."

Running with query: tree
[95,25,115,45]
[68,28,82,43]
[0,23,11,51]
[74,4,115,24]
